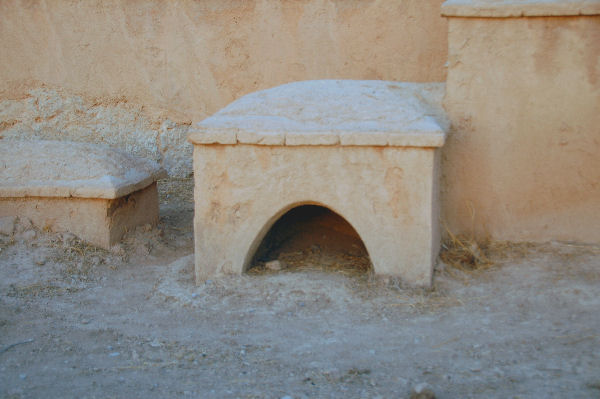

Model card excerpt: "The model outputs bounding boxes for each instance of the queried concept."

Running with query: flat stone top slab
[0,140,166,199]
[189,80,447,147]
[442,0,600,17]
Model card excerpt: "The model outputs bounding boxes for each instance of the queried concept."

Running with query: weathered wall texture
[443,15,600,243]
[0,87,192,176]
[0,0,447,154]
[0,0,447,175]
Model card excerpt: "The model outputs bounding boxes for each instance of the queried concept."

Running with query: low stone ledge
[0,140,166,199]
[442,0,600,17]
[0,140,166,248]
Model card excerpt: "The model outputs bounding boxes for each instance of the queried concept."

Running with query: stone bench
[189,80,447,286]
[0,140,166,249]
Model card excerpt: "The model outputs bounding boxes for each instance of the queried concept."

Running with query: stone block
[0,140,166,249]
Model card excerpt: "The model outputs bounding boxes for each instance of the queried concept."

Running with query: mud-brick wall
[442,1,600,243]
[0,0,448,176]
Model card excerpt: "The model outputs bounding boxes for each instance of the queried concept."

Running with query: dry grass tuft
[46,235,122,279]
[440,226,493,273]
[438,202,537,274]
[440,204,495,273]
[440,227,538,278]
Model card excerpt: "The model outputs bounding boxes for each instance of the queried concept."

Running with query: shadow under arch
[242,201,373,273]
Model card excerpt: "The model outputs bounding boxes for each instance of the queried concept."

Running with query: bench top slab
[0,140,166,199]
[189,80,447,147]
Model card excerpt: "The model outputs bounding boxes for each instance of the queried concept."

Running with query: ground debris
[1,178,598,398]
[0,339,34,355]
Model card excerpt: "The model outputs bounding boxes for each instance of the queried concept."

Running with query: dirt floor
[1,178,599,399]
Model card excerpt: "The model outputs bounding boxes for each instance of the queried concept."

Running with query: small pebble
[265,260,283,271]
[109,352,120,357]
[34,254,46,266]
[410,382,436,399]
[19,374,26,380]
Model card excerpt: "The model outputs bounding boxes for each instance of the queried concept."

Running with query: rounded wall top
[188,80,447,148]
[441,0,600,17]
[0,140,167,199]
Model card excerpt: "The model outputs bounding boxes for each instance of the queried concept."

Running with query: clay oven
[189,80,447,286]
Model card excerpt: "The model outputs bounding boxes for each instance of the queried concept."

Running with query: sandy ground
[1,178,599,399]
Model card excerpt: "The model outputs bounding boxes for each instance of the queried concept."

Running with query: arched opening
[246,205,372,274]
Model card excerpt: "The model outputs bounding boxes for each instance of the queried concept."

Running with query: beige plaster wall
[0,0,448,123]
[443,15,600,243]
